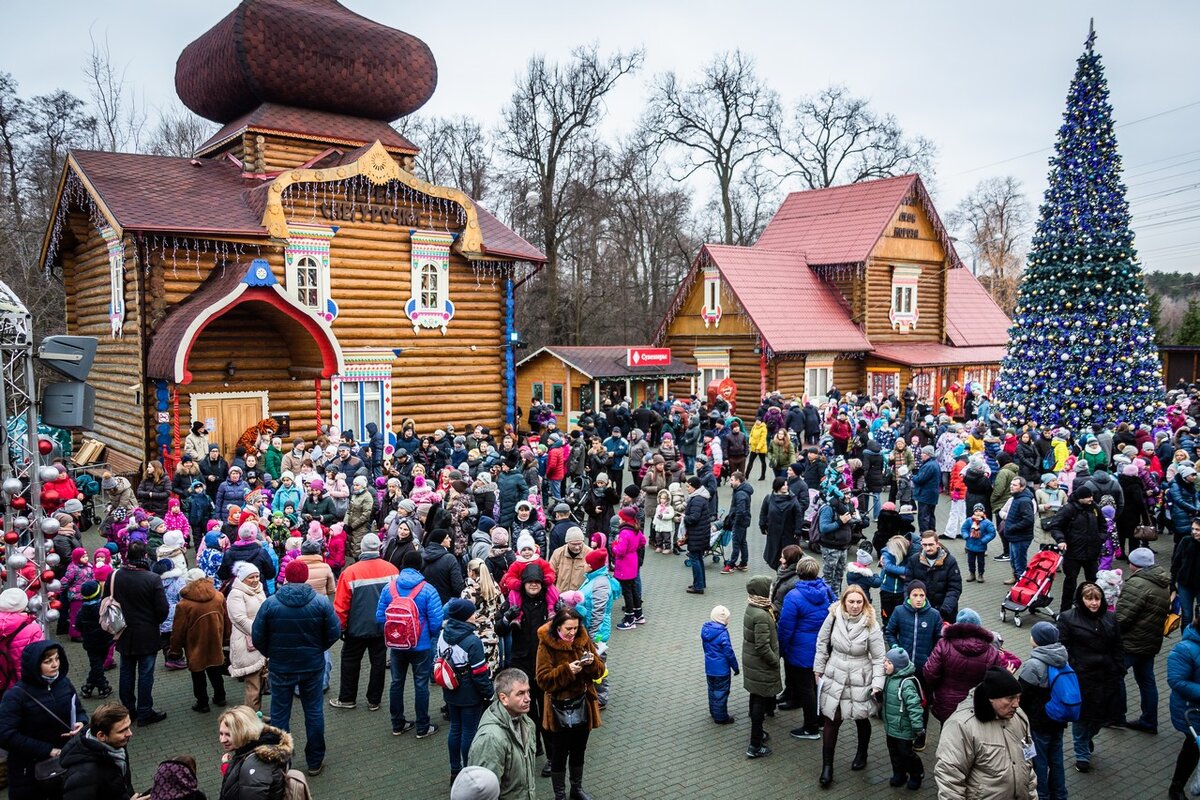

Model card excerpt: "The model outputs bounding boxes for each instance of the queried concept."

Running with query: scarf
[86,730,128,775]
[747,593,775,620]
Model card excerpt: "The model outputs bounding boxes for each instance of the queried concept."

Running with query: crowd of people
[4,380,1200,798]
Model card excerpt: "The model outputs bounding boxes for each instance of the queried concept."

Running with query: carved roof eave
[261,140,485,259]
[37,155,125,271]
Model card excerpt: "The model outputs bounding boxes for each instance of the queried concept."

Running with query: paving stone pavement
[38,473,1184,799]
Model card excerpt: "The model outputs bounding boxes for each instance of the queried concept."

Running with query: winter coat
[885,598,943,671]
[300,493,337,526]
[729,481,753,532]
[682,487,713,552]
[271,484,302,516]
[760,491,803,565]
[227,577,267,677]
[905,546,962,623]
[1086,470,1124,511]
[332,554,396,639]
[1170,624,1200,733]
[252,581,340,674]
[295,553,336,598]
[1116,474,1150,530]
[496,471,529,530]
[575,565,618,644]
[923,622,1002,723]
[0,641,88,795]
[137,475,172,516]
[1015,441,1042,484]
[214,478,249,521]
[961,517,998,553]
[1003,489,1037,542]
[1174,534,1200,592]
[438,617,494,708]
[218,541,278,584]
[963,467,993,515]
[741,578,781,697]
[1018,642,1071,733]
[817,500,853,551]
[701,620,739,677]
[911,458,941,506]
[990,462,1019,512]
[59,728,135,800]
[777,579,835,668]
[468,697,538,800]
[934,699,1037,800]
[217,726,293,800]
[611,525,644,582]
[861,442,885,493]
[769,563,800,615]
[749,422,769,455]
[422,542,466,603]
[111,563,170,657]
[344,488,375,538]
[881,661,925,740]
[813,603,886,720]
[1057,585,1125,724]
[535,620,604,732]
[169,579,229,671]
[1115,564,1171,656]
[0,611,43,691]
[1168,476,1200,535]
[375,568,444,651]
[878,538,911,595]
[1047,493,1104,562]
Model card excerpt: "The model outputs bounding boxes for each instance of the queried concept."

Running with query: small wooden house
[40,0,544,469]
[516,346,697,427]
[655,174,1010,409]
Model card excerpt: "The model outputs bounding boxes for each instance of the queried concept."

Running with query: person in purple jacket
[701,605,739,724]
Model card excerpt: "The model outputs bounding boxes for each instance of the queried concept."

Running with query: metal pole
[24,350,48,633]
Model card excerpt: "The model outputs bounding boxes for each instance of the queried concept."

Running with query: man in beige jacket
[935,666,1038,800]
[549,527,592,592]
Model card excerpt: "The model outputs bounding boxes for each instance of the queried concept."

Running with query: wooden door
[194,396,266,458]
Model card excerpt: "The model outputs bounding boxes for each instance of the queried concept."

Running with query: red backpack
[383,579,427,650]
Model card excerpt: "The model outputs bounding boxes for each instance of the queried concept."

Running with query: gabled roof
[755,174,964,270]
[700,245,872,354]
[518,346,696,380]
[195,103,419,158]
[945,268,1012,347]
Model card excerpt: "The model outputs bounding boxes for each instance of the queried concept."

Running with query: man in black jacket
[722,472,754,574]
[59,703,137,800]
[906,530,963,624]
[422,527,466,602]
[684,476,713,594]
[1047,485,1104,613]
[111,541,169,727]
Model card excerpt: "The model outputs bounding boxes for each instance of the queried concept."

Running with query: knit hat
[978,665,1022,699]
[445,598,477,621]
[301,538,324,556]
[71,546,88,564]
[881,502,896,512]
[237,521,259,540]
[617,506,638,527]
[361,533,382,553]
[309,478,325,492]
[80,580,101,601]
[516,534,537,554]
[1073,485,1094,499]
[1180,465,1198,480]
[284,559,310,584]
[1031,620,1060,645]
[233,561,260,581]
[921,445,936,458]
[906,580,927,597]
[102,474,117,490]
[855,547,873,566]
[0,587,28,612]
[163,530,186,549]
[148,516,166,531]
[62,498,84,514]
[972,503,986,513]
[885,646,911,671]
[956,608,983,626]
[559,590,583,608]
[203,532,222,549]
[564,527,586,544]
[450,766,500,800]
[585,549,608,571]
[710,605,731,624]
[184,567,208,584]
[1129,547,1155,568]
[490,528,509,546]
[1041,473,1058,484]
[151,558,176,575]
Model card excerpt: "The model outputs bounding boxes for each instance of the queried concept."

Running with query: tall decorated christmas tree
[995,24,1164,429]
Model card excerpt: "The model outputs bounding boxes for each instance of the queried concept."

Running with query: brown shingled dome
[175,0,437,124]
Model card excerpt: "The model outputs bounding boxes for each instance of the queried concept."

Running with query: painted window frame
[888,264,921,331]
[531,382,544,404]
[336,379,386,445]
[694,347,730,392]
[551,384,564,413]
[805,352,836,403]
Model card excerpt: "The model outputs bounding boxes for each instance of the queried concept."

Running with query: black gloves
[915,729,927,751]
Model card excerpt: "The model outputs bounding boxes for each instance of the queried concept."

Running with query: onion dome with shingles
[175,0,438,124]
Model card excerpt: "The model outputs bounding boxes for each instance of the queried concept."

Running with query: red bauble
[3,531,17,544]
[37,439,53,455]
[10,497,26,510]
[50,600,62,610]
[41,489,60,507]
[41,569,55,582]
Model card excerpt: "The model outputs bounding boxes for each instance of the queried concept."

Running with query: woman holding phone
[536,607,604,800]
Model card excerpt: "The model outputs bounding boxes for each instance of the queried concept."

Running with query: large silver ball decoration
[2,478,22,496]
[45,552,60,568]
[7,553,27,570]
[25,593,41,611]
[44,608,59,623]
[40,517,59,536]
[46,580,62,595]
[12,516,29,531]
[37,466,59,484]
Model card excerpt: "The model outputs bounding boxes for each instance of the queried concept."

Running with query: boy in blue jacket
[701,605,739,724]
[960,503,998,583]
[885,580,942,685]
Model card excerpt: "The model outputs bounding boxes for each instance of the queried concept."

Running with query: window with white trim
[889,265,921,331]
[805,353,835,402]
[419,263,439,310]
[338,380,385,444]
[694,347,730,390]
[293,256,322,310]
[285,224,337,321]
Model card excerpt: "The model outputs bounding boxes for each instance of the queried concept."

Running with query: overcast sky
[5,1,1199,273]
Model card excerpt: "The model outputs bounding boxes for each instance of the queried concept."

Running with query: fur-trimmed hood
[245,725,293,765]
[846,562,875,578]
[941,622,996,657]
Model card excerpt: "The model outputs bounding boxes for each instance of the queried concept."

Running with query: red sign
[626,347,672,368]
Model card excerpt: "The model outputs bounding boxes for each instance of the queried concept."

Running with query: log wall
[515,351,584,425]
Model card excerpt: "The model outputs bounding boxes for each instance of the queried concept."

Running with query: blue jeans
[119,652,157,720]
[869,492,882,520]
[447,704,484,773]
[706,674,732,722]
[1031,728,1067,800]
[684,455,695,474]
[1180,585,1198,628]
[1009,539,1031,579]
[727,528,748,568]
[389,648,433,731]
[1121,653,1158,729]
[1071,718,1101,764]
[688,548,706,590]
[270,669,326,770]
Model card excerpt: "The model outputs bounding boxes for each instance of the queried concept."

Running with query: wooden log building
[655,174,1011,411]
[40,0,544,473]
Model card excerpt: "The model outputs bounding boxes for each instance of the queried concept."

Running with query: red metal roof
[196,104,419,157]
[519,346,696,379]
[945,268,1012,347]
[704,245,872,353]
[755,175,917,263]
[870,342,1008,367]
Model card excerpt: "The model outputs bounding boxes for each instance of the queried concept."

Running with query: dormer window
[889,265,921,331]
[701,265,722,328]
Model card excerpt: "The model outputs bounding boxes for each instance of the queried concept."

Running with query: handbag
[1134,525,1159,542]
[15,686,74,789]
[551,693,588,729]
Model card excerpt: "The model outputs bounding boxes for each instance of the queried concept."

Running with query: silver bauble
[44,608,59,623]
[44,552,60,567]
[46,579,62,595]
[2,478,22,496]
[12,516,28,531]
[37,466,59,484]
[7,553,27,570]
[39,517,59,536]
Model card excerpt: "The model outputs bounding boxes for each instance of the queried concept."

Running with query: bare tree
[0,73,27,230]
[770,84,936,189]
[396,115,492,201]
[643,50,779,245]
[146,103,217,157]
[495,44,643,344]
[948,176,1031,314]
[83,29,146,152]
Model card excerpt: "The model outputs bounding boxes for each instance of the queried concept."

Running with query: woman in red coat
[921,608,1002,723]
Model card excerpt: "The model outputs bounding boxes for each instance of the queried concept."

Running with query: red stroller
[1000,549,1062,627]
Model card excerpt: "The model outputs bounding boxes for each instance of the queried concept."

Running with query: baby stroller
[1000,549,1062,627]
[684,507,730,568]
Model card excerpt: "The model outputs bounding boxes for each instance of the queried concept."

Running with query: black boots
[1169,783,1185,800]
[569,763,594,800]
[850,721,870,770]
[819,761,833,788]
[551,772,567,800]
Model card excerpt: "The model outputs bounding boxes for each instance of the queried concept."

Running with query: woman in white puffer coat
[813,583,886,789]
[226,561,268,716]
